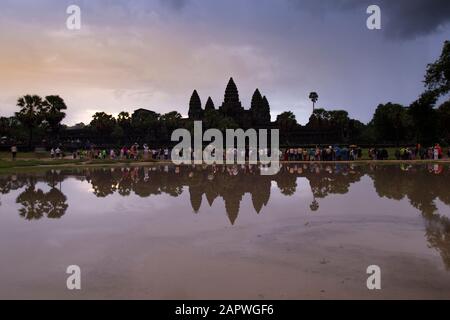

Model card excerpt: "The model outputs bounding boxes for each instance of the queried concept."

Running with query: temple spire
[205,96,215,112]
[251,88,263,111]
[260,96,271,124]
[188,90,203,120]
[223,77,240,104]
[221,77,243,117]
[250,89,271,125]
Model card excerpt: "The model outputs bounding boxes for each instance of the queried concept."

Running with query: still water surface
[0,163,449,299]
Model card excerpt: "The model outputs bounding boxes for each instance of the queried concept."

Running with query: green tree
[307,108,330,128]
[111,125,125,142]
[0,117,10,137]
[425,40,450,97]
[348,119,367,143]
[43,95,67,141]
[15,95,45,148]
[328,110,350,141]
[160,111,182,130]
[90,112,116,138]
[408,91,438,145]
[131,109,160,141]
[372,103,411,145]
[276,111,298,131]
[437,99,450,144]
[117,111,132,136]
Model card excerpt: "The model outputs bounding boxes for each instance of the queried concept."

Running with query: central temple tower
[220,77,244,117]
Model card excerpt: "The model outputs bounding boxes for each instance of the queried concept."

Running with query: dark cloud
[288,0,450,39]
[379,0,450,39]
[160,0,189,11]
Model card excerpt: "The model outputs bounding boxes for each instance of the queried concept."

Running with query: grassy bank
[0,148,446,172]
[1,148,400,161]
[0,159,82,169]
[0,158,159,172]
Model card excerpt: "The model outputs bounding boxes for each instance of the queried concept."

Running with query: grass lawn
[0,156,159,172]
[0,151,46,160]
[0,159,84,169]
[0,148,443,171]
[2,149,399,160]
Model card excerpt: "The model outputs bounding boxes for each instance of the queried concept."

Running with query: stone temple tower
[188,90,203,120]
[220,77,244,117]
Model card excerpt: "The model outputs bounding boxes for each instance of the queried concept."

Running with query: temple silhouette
[59,76,341,146]
[188,77,271,128]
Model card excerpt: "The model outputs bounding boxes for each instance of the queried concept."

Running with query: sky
[0,0,449,125]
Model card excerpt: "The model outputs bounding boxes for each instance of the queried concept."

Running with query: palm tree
[309,92,319,113]
[43,95,67,141]
[15,95,45,148]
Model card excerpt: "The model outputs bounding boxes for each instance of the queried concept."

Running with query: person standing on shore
[55,147,61,159]
[143,144,149,160]
[11,144,17,161]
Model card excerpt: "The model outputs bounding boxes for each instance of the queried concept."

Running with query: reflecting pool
[0,163,449,299]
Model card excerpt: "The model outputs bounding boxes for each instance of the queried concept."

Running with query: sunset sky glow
[0,0,449,125]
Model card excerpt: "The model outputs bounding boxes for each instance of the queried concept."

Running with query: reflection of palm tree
[45,170,65,189]
[16,185,46,220]
[275,171,297,196]
[45,188,68,219]
[16,180,68,220]
[90,169,117,197]
[0,176,27,197]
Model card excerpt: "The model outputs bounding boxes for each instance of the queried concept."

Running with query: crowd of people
[7,143,450,162]
[57,143,171,161]
[283,146,362,161]
[393,144,447,160]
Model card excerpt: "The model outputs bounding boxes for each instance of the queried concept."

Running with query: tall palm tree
[43,95,67,141]
[309,92,319,113]
[15,95,45,148]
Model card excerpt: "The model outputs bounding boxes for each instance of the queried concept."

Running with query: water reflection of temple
[1,164,450,269]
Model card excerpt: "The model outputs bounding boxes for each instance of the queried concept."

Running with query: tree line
[277,40,450,146]
[1,41,449,148]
